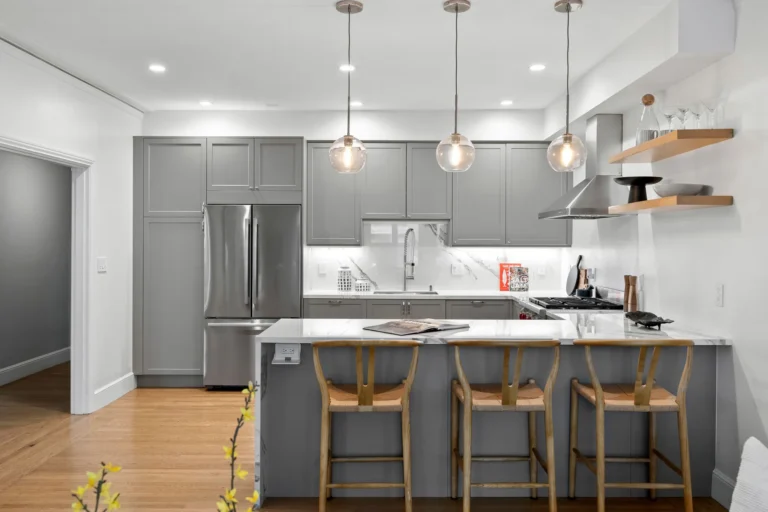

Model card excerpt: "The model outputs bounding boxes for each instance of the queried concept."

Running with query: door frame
[0,135,94,414]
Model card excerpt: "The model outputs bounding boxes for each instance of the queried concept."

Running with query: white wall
[0,41,142,409]
[143,109,544,141]
[568,0,767,504]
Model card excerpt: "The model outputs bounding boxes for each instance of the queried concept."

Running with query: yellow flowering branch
[217,381,257,512]
[71,462,121,512]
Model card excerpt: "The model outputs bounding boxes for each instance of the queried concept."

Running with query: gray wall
[0,150,71,370]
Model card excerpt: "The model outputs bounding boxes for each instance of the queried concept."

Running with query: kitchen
[0,0,761,511]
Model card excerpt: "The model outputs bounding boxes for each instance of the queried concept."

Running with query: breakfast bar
[252,315,729,507]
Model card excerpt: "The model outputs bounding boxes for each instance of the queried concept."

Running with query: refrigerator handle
[244,215,251,305]
[252,218,259,301]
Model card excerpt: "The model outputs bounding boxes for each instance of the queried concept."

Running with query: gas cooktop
[529,297,623,310]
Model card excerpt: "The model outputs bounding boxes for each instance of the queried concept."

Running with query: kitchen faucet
[403,228,415,292]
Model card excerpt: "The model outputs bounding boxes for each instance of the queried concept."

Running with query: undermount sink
[373,290,439,295]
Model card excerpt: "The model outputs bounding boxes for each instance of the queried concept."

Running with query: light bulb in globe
[547,133,586,173]
[330,135,367,174]
[436,133,475,173]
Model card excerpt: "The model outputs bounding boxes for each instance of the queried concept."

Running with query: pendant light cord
[454,6,459,134]
[346,6,352,136]
[565,5,571,134]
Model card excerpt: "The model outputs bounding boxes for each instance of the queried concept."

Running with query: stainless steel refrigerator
[203,204,301,387]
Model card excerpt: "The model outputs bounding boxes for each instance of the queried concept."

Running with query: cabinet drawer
[446,300,510,320]
[303,299,367,319]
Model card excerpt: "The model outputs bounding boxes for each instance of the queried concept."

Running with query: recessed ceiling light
[149,63,166,74]
[500,100,514,107]
[339,64,355,72]
[199,100,212,107]
[529,63,546,72]
[350,101,363,107]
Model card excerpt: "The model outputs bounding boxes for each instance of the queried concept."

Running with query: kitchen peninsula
[251,314,729,506]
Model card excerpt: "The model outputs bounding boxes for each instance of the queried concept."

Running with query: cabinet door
[407,300,446,320]
[360,143,407,219]
[367,300,406,319]
[304,299,367,319]
[446,300,510,320]
[506,144,571,246]
[307,143,361,245]
[407,143,452,219]
[451,144,506,245]
[143,218,204,374]
[207,138,254,191]
[255,138,302,191]
[144,138,206,217]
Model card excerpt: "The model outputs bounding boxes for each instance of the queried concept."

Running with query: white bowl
[653,182,705,197]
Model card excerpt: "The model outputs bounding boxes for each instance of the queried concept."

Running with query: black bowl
[614,176,663,203]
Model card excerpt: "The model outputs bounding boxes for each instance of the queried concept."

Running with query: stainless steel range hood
[539,114,627,220]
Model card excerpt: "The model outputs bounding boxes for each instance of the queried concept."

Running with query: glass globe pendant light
[436,0,475,173]
[547,0,587,173]
[330,0,366,174]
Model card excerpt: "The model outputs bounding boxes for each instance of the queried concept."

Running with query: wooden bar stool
[449,340,561,512]
[568,339,694,512]
[312,339,420,512]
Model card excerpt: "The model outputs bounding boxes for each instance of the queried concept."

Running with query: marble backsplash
[304,222,568,293]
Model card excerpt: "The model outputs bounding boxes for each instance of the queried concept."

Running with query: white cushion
[731,437,768,512]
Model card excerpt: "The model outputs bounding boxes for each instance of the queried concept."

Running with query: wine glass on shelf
[687,105,704,129]
[660,106,681,135]
[701,98,722,128]
[677,107,691,131]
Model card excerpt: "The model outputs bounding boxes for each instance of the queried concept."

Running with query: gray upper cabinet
[255,138,302,191]
[143,138,206,217]
[207,138,254,191]
[142,218,204,375]
[451,144,506,246]
[304,299,367,319]
[407,143,452,219]
[360,143,407,219]
[446,300,510,320]
[505,144,571,246]
[307,143,361,245]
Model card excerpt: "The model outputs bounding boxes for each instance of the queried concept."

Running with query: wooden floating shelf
[609,195,734,215]
[609,129,734,164]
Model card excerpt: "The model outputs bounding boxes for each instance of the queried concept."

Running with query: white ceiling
[0,0,673,112]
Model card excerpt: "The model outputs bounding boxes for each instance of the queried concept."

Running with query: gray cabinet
[360,143,407,219]
[207,138,253,191]
[407,300,446,319]
[451,144,506,246]
[446,300,510,320]
[367,300,407,319]
[368,299,446,319]
[255,138,302,191]
[505,144,571,246]
[407,143,452,219]
[304,299,367,319]
[142,218,204,375]
[143,138,206,217]
[307,143,361,245]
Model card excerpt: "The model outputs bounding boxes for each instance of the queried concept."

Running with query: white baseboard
[89,372,136,412]
[0,347,70,386]
[712,468,736,509]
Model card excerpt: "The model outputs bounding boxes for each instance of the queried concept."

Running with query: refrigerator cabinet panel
[203,319,274,387]
[204,205,252,319]
[252,205,302,318]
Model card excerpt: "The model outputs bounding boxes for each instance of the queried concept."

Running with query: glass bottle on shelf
[636,94,661,145]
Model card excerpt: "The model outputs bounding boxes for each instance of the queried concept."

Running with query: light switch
[318,263,326,276]
[537,266,547,277]
[96,257,107,274]
[451,264,463,276]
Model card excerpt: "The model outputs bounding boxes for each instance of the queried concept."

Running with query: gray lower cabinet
[360,143,407,219]
[407,300,446,319]
[142,218,204,375]
[407,143,452,219]
[207,138,254,191]
[367,300,407,319]
[451,144,506,245]
[506,144,571,246]
[307,143,361,245]
[446,300,510,320]
[368,299,446,319]
[304,299,367,319]
[143,138,206,217]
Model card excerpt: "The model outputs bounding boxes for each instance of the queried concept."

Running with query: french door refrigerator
[203,204,301,387]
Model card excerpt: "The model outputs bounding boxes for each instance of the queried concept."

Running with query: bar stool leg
[402,401,413,512]
[545,403,557,512]
[326,411,333,499]
[649,412,657,500]
[318,403,330,512]
[678,406,693,512]
[451,382,459,499]
[462,404,472,512]
[595,403,606,512]
[568,379,578,499]
[528,411,538,499]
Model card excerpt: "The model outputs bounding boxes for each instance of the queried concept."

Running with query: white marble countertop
[258,315,731,346]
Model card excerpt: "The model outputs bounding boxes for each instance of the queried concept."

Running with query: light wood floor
[0,365,724,511]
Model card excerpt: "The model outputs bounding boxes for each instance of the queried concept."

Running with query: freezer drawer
[203,319,274,387]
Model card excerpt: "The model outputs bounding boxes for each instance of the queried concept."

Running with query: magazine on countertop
[363,319,470,336]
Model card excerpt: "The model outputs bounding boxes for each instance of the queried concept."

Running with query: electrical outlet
[537,266,547,277]
[96,257,107,274]
[318,263,326,276]
[715,283,724,307]
[272,343,301,365]
[451,264,463,276]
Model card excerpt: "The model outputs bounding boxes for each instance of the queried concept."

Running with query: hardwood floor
[0,365,724,511]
